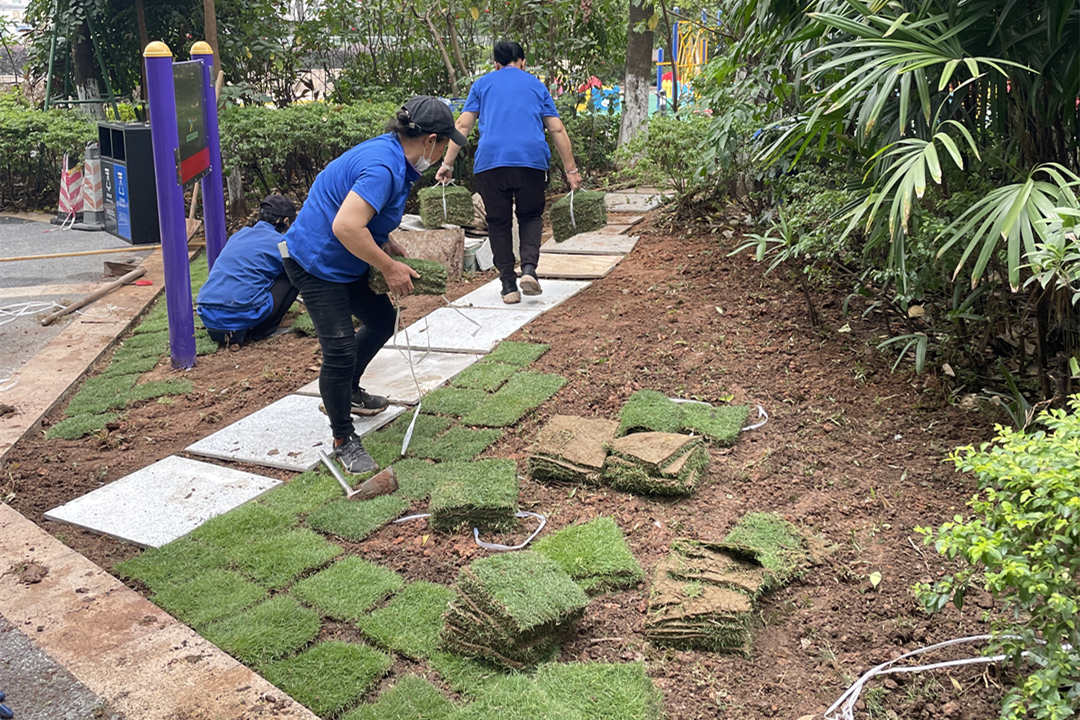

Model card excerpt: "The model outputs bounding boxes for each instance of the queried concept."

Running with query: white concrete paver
[296,348,483,405]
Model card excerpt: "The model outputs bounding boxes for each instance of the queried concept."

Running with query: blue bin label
[115,165,132,241]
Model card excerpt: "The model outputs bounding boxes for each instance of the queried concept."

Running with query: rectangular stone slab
[605,192,664,212]
[450,278,591,310]
[385,307,538,354]
[541,232,638,256]
[533,253,623,280]
[187,394,405,472]
[297,348,482,405]
[44,455,281,548]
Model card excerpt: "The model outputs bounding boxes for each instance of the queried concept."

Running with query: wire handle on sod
[438,179,456,222]
[568,189,576,230]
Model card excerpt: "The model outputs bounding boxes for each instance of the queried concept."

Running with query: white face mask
[413,139,436,172]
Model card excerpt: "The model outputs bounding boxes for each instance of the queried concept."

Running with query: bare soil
[1,210,1006,719]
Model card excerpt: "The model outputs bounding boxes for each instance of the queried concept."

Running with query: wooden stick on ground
[39,267,148,326]
[0,242,206,263]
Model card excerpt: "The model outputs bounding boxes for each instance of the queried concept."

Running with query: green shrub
[612,112,711,194]
[916,395,1080,720]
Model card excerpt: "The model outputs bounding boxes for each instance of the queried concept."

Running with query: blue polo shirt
[464,67,559,173]
[286,133,420,283]
[197,221,285,331]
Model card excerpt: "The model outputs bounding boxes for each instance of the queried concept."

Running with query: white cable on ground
[742,404,769,432]
[473,511,547,551]
[392,302,424,456]
[394,512,432,524]
[825,634,1031,720]
[0,369,17,392]
[0,301,66,327]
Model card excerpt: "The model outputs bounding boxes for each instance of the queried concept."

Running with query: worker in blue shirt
[283,96,467,474]
[197,194,299,347]
[436,40,583,303]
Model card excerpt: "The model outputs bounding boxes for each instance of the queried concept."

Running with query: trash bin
[98,122,160,245]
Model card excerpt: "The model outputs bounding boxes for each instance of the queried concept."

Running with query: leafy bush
[916,395,1080,719]
[612,112,711,194]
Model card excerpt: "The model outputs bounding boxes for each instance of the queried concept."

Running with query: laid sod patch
[617,390,749,446]
[193,328,220,356]
[428,459,518,532]
[442,551,587,669]
[421,386,487,418]
[151,568,265,629]
[449,674,578,720]
[535,662,664,720]
[486,341,550,367]
[258,469,343,519]
[114,537,230,593]
[678,402,750,447]
[343,674,456,720]
[358,581,455,659]
[461,372,567,428]
[551,190,607,242]
[429,651,504,697]
[292,311,315,336]
[66,373,140,416]
[46,412,117,440]
[306,494,409,542]
[722,512,808,590]
[131,309,170,335]
[411,426,503,462]
[364,412,453,463]
[118,330,170,355]
[103,353,160,377]
[261,641,392,717]
[451,360,518,392]
[292,556,405,622]
[533,517,644,594]
[227,528,342,589]
[125,379,193,406]
[190,502,295,550]
[419,183,474,228]
[202,595,321,666]
[370,256,448,295]
[391,458,444,500]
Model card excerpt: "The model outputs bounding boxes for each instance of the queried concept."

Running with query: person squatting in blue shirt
[283,96,467,474]
[196,194,299,347]
[436,40,583,303]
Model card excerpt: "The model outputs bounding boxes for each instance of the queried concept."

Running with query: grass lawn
[420,386,487,417]
[114,537,230,593]
[151,568,265,629]
[357,581,455,659]
[292,556,405,622]
[451,360,518,392]
[306,495,409,542]
[486,341,550,367]
[461,372,567,428]
[261,641,392,717]
[343,674,456,720]
[226,527,342,588]
[202,595,321,666]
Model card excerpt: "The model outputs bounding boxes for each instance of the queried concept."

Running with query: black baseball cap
[401,96,467,146]
[259,194,296,220]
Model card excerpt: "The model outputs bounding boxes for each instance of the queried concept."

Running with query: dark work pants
[282,257,395,440]
[205,274,300,346]
[474,167,546,280]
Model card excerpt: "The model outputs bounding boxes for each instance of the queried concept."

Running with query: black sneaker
[333,433,378,474]
[501,275,521,304]
[351,388,389,416]
[519,264,541,296]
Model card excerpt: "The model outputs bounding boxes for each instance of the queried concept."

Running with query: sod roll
[368,256,448,295]
[550,190,607,242]
[419,184,474,228]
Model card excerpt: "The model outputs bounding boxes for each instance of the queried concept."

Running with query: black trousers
[282,257,396,440]
[474,166,546,280]
[205,274,299,346]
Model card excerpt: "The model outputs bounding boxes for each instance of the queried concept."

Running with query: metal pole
[144,41,196,370]
[656,47,664,113]
[191,41,226,271]
[43,0,61,109]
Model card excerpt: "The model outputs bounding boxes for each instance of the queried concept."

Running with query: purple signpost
[144,41,196,369]
[190,41,227,271]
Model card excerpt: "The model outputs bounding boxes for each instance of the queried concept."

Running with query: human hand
[384,259,420,296]
[567,168,583,190]
[435,164,454,184]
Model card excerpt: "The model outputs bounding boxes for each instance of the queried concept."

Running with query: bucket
[464,238,484,272]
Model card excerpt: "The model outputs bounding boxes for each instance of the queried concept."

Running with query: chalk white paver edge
[385,306,539,354]
[296,348,483,404]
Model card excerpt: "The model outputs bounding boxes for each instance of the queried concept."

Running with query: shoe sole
[519,274,542,296]
[502,291,521,304]
[320,403,388,417]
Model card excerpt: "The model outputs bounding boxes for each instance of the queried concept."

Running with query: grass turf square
[292,556,405,621]
[722,512,808,589]
[125,379,193,406]
[461,372,567,428]
[678,402,749,446]
[616,390,683,436]
[535,662,664,720]
[118,330,169,355]
[202,595,320,666]
[261,641,391,716]
[46,412,118,440]
[462,551,587,632]
[114,537,230,593]
[421,386,487,417]
[533,517,644,594]
[450,675,578,720]
[103,353,160,377]
[451,360,518,392]
[429,651,504,697]
[357,581,455,659]
[364,412,454,464]
[227,527,342,588]
[306,494,409,541]
[151,568,265,629]
[391,458,444,500]
[342,674,456,720]
[410,426,503,462]
[190,502,295,550]
[428,459,518,531]
[486,341,550,367]
[65,373,140,415]
[258,469,343,519]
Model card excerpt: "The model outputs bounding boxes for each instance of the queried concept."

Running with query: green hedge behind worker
[282,96,467,474]
[436,40,583,304]
[196,194,300,347]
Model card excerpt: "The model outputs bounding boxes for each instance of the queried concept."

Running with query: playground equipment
[143,40,227,370]
[654,8,720,112]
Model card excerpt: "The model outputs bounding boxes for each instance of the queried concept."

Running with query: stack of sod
[550,190,607,242]
[720,511,809,592]
[617,389,751,446]
[440,551,588,669]
[369,256,448,295]
[528,415,618,485]
[602,432,708,495]
[419,184,474,228]
[428,459,519,531]
[533,516,644,594]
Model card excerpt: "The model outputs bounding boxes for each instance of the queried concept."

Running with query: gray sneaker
[351,388,389,416]
[333,434,378,474]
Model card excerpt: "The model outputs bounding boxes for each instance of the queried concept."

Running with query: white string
[438,179,456,222]
[568,189,576,230]
[742,405,769,432]
[0,301,66,327]
[392,302,424,456]
[440,295,482,335]
[473,511,547,551]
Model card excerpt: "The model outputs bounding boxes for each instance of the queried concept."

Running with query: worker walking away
[436,40,583,304]
[197,195,299,347]
[283,96,466,474]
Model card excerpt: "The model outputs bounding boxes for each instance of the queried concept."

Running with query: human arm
[331,191,419,295]
[543,115,582,190]
[435,111,477,183]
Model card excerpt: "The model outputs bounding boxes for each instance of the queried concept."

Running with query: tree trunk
[418,8,457,93]
[72,21,103,118]
[203,0,220,77]
[446,12,468,85]
[135,0,149,100]
[618,0,654,148]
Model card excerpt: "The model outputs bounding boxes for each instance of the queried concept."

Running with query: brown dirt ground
[1,210,1008,719]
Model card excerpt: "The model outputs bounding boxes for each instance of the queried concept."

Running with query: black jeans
[205,274,299,346]
[474,166,546,280]
[282,257,396,440]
